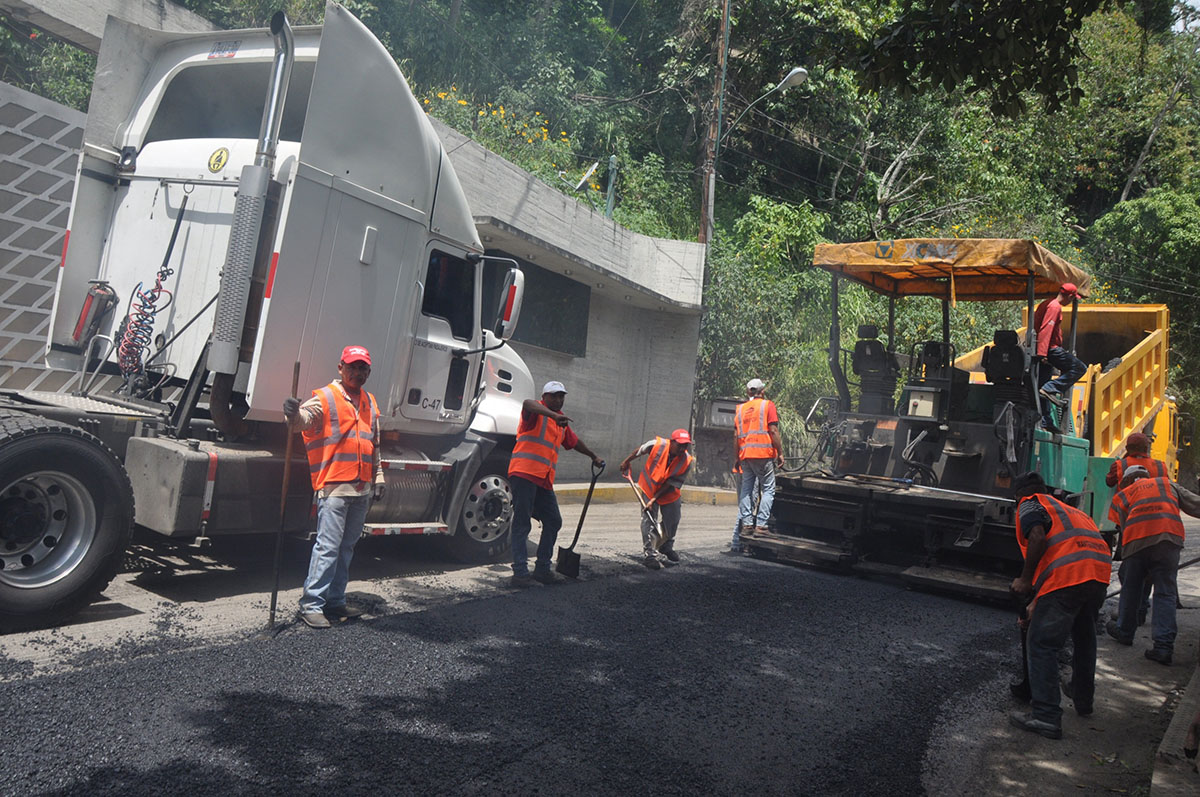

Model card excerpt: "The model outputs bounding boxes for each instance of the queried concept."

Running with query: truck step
[380,459,452,472]
[364,523,450,537]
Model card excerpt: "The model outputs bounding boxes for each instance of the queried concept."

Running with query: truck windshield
[143,60,316,145]
[422,250,475,341]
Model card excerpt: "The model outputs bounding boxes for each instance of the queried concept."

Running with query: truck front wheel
[445,466,513,563]
[0,414,134,632]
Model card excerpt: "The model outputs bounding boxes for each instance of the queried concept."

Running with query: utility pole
[699,0,730,248]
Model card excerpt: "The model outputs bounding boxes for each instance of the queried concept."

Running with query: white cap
[747,378,765,391]
[542,380,567,395]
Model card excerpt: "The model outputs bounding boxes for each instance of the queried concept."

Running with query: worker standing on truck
[1105,433,1169,487]
[730,378,785,552]
[1104,466,1200,664]
[507,381,604,587]
[1009,471,1111,739]
[1033,283,1087,432]
[284,345,386,629]
[620,429,695,569]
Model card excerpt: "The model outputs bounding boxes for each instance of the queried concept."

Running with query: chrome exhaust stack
[209,11,294,378]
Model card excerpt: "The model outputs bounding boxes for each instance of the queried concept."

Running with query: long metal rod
[268,360,302,629]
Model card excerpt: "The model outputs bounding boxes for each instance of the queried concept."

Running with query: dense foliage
[4,0,1200,463]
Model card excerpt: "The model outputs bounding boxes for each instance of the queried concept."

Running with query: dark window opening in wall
[482,253,590,357]
[423,249,475,340]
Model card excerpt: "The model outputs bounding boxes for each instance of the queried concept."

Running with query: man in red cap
[1033,283,1087,433]
[284,345,386,628]
[620,428,695,569]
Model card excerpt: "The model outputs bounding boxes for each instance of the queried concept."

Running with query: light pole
[701,66,808,247]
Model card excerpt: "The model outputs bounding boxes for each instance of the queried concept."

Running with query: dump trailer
[743,239,1188,599]
[0,3,534,631]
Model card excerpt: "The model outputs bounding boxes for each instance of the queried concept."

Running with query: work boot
[299,611,332,629]
[324,604,364,620]
[1105,620,1133,645]
[643,556,662,570]
[1009,712,1062,740]
[661,546,680,563]
[532,569,565,585]
[1145,648,1172,665]
[1040,419,1063,434]
[754,526,771,535]
[510,573,537,588]
[1039,387,1068,407]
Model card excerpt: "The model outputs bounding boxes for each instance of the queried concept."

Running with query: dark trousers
[1027,581,1107,725]
[1115,541,1181,653]
[509,475,562,576]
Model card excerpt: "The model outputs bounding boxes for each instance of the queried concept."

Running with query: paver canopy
[813,239,1092,302]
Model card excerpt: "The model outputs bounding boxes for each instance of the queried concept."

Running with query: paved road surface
[2,504,1195,794]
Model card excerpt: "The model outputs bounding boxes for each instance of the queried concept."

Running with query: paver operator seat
[851,324,899,415]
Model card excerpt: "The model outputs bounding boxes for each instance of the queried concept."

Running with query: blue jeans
[300,493,370,613]
[732,458,775,547]
[1114,541,1180,653]
[1026,581,1106,725]
[1039,346,1087,396]
[510,475,562,576]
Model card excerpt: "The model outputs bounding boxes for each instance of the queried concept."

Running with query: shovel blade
[556,546,581,578]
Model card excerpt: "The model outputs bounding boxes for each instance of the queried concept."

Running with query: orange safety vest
[302,382,379,491]
[1107,476,1185,557]
[637,437,695,505]
[1016,494,1111,599]
[508,410,565,485]
[735,398,776,460]
[1112,455,1169,484]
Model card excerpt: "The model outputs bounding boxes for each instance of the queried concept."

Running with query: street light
[718,67,809,158]
[701,65,809,246]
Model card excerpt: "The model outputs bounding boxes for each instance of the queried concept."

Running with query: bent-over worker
[620,428,695,570]
[1009,471,1111,739]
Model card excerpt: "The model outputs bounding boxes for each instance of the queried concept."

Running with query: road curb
[555,483,736,506]
[1152,660,1200,794]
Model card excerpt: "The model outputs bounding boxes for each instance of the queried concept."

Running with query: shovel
[556,460,605,578]
[626,471,664,550]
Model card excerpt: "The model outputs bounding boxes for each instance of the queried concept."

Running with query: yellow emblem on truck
[208,147,230,173]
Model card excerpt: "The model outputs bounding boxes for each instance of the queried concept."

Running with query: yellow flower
[437,92,447,99]
[458,99,468,105]
[478,110,485,116]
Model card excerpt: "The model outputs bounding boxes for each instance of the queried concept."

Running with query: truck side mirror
[493,267,524,341]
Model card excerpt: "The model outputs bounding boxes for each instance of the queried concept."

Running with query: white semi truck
[0,3,534,631]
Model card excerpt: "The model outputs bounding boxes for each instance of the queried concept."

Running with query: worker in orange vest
[1105,466,1200,664]
[730,378,785,552]
[1104,433,1170,627]
[1104,432,1169,488]
[284,345,386,629]
[507,380,604,588]
[620,428,695,569]
[1009,471,1111,739]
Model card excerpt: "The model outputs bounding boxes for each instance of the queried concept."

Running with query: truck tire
[0,414,134,632]
[445,463,513,563]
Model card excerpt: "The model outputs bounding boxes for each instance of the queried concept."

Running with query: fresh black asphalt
[1,554,1011,795]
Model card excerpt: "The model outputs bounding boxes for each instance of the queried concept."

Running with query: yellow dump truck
[744,239,1190,598]
[957,302,1189,529]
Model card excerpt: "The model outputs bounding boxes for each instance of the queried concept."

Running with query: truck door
[400,246,478,426]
